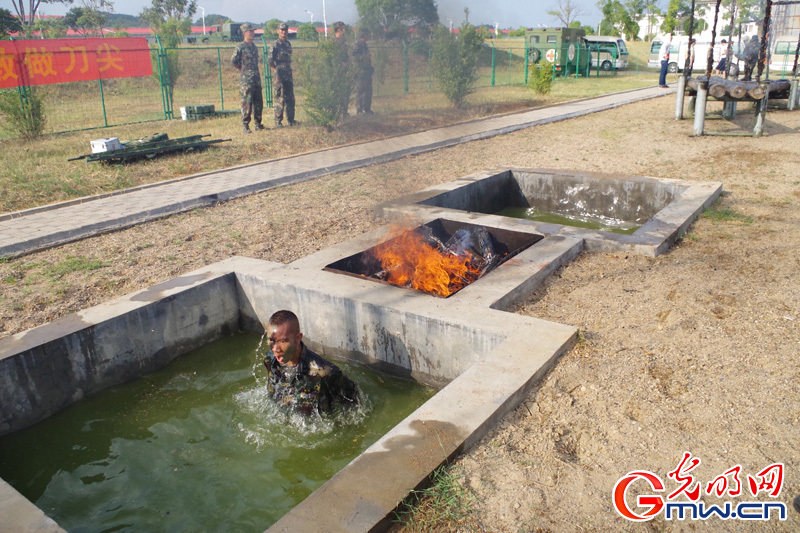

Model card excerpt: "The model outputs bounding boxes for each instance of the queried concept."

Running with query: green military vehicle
[525,27,590,76]
[220,23,244,42]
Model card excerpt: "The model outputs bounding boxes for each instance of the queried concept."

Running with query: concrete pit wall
[0,253,578,532]
[379,167,722,258]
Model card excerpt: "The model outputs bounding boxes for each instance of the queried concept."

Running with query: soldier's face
[268,321,302,366]
[278,28,288,41]
[243,29,255,43]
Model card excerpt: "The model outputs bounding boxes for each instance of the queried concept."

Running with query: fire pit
[324,219,542,297]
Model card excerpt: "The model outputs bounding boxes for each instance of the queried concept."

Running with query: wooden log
[685,77,790,100]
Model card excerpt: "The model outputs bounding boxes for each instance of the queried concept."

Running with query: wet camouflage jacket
[231,41,261,87]
[264,344,360,416]
[270,38,293,78]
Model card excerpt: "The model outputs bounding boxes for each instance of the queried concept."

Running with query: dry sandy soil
[2,94,799,532]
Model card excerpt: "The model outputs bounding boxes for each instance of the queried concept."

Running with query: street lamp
[322,0,328,38]
[447,19,453,33]
[305,10,314,23]
[199,6,205,35]
[493,21,499,38]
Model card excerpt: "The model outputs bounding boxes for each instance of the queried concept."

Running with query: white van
[648,36,713,74]
[584,35,629,70]
[769,35,799,76]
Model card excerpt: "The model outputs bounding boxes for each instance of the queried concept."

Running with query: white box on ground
[180,106,187,120]
[90,138,121,153]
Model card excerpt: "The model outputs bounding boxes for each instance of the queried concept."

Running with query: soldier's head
[241,23,255,42]
[358,27,369,41]
[334,21,346,38]
[267,310,303,366]
[278,22,289,41]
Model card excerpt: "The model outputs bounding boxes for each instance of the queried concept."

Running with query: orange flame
[371,227,482,297]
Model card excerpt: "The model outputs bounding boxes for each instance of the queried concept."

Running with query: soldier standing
[269,23,297,127]
[741,35,760,81]
[333,21,351,118]
[230,23,264,134]
[352,28,374,114]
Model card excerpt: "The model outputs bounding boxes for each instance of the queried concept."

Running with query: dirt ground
[1,95,799,531]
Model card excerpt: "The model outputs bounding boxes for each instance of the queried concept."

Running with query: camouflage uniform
[231,40,263,128]
[269,38,295,125]
[264,344,360,416]
[352,38,373,114]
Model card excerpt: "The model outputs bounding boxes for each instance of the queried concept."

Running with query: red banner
[0,37,153,88]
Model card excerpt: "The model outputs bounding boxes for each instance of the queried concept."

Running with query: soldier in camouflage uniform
[263,310,360,416]
[352,28,374,114]
[333,21,351,117]
[269,23,297,127]
[230,23,264,133]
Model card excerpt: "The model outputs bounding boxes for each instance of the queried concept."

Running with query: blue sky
[10,0,605,29]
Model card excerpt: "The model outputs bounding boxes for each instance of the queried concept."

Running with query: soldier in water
[263,310,360,416]
[230,23,264,133]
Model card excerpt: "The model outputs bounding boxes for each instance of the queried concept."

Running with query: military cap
[240,23,254,32]
[279,23,289,30]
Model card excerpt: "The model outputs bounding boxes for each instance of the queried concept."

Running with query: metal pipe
[693,82,708,135]
[675,74,686,119]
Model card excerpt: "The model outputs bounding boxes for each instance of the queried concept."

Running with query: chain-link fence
[8,38,665,137]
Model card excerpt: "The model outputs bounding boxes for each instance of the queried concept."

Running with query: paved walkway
[0,85,674,258]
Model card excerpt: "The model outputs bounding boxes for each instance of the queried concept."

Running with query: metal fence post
[524,42,529,85]
[261,35,273,107]
[98,78,108,127]
[491,42,496,86]
[216,48,225,110]
[403,40,409,94]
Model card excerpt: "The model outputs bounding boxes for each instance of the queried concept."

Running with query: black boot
[243,124,252,134]
[254,123,265,131]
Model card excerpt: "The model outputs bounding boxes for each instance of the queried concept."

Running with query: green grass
[0,49,659,215]
[44,256,109,280]
[393,464,478,531]
[702,207,754,224]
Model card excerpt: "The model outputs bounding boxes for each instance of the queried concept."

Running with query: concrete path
[0,85,674,258]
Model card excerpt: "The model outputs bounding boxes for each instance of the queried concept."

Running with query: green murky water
[495,206,640,235]
[0,334,435,532]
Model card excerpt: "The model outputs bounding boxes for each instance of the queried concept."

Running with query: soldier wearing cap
[231,22,264,133]
[269,23,297,127]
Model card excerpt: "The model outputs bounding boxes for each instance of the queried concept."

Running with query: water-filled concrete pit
[0,167,721,532]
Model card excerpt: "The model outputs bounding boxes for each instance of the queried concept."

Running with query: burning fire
[370,226,484,297]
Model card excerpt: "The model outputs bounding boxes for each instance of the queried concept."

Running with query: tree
[661,0,681,35]
[300,38,355,128]
[430,21,484,107]
[0,8,23,37]
[194,13,226,26]
[597,0,639,40]
[297,22,319,41]
[355,0,439,39]
[140,0,196,46]
[9,0,72,27]
[32,16,68,38]
[64,6,106,35]
[265,18,281,39]
[547,0,587,27]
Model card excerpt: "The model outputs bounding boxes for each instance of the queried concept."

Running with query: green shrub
[300,39,355,128]
[529,60,554,94]
[0,87,46,140]
[430,23,484,107]
[408,38,431,57]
